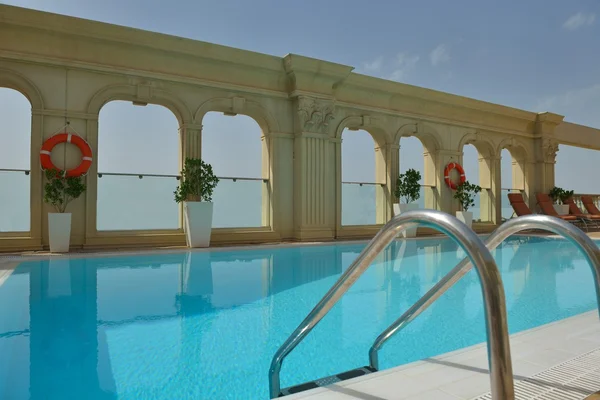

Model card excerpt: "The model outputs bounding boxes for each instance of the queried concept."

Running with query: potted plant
[174,158,219,248]
[549,186,570,215]
[453,180,481,229]
[43,169,86,252]
[560,189,574,214]
[393,168,421,238]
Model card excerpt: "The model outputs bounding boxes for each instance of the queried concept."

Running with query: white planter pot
[48,213,72,253]
[553,204,569,216]
[184,201,214,248]
[393,203,419,238]
[455,211,473,229]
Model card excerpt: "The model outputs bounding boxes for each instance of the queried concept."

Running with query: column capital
[375,143,400,151]
[296,96,336,135]
[32,108,99,121]
[479,154,501,162]
[263,132,294,139]
[296,131,339,142]
[179,123,203,131]
[541,138,559,164]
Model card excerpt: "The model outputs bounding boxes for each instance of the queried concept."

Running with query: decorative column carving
[297,97,335,134]
[293,96,337,240]
[532,112,564,203]
[531,137,559,201]
[542,138,559,164]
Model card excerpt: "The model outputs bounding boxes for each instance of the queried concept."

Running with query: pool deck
[283,311,600,400]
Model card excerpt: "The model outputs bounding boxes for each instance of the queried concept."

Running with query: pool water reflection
[0,236,596,399]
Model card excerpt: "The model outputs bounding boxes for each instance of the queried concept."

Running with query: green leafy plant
[560,189,574,204]
[454,180,482,212]
[43,169,86,213]
[549,186,573,205]
[174,158,220,203]
[549,186,564,204]
[395,168,422,204]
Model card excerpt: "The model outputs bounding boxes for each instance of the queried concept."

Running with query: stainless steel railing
[97,171,268,182]
[369,214,600,377]
[268,209,515,399]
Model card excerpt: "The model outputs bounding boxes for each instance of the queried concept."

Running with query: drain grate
[472,348,600,400]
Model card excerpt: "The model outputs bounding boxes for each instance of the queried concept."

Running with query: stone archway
[394,123,442,211]
[459,132,497,222]
[334,115,393,233]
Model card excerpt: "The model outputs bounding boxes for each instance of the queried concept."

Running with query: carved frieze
[297,97,335,134]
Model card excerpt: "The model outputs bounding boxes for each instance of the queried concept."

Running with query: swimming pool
[0,236,597,399]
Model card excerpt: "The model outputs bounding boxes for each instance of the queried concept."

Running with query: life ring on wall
[40,133,93,177]
[444,162,466,190]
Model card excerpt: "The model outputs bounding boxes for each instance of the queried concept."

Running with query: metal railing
[368,214,600,390]
[341,180,385,187]
[268,209,514,399]
[97,171,268,183]
[0,168,29,175]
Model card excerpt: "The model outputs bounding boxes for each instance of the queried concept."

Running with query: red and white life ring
[444,162,466,190]
[40,133,93,177]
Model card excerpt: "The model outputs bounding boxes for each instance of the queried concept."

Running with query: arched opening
[0,88,31,233]
[500,148,526,220]
[201,112,268,228]
[97,101,180,230]
[340,129,381,226]
[461,142,494,222]
[399,136,431,208]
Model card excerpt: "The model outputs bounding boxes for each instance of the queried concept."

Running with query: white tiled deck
[283,311,600,400]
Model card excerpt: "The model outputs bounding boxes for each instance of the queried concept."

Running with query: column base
[293,227,335,242]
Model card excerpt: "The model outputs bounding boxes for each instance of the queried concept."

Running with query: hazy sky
[1,0,600,194]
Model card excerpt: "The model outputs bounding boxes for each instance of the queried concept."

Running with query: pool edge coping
[279,309,599,399]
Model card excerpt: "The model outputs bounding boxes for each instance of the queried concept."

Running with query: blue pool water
[0,236,597,399]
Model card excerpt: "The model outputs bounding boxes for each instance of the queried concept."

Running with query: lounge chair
[535,193,590,231]
[581,196,600,217]
[508,193,532,216]
[564,197,600,229]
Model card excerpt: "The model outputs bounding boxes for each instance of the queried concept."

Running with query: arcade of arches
[1,4,600,251]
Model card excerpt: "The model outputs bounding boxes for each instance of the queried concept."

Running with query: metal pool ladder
[368,214,600,374]
[268,210,515,399]
[268,212,600,400]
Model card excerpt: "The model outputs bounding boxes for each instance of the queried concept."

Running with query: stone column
[530,137,558,211]
[29,110,45,245]
[434,149,462,215]
[292,97,337,241]
[179,124,202,162]
[84,116,99,240]
[530,112,564,210]
[264,132,294,238]
[489,156,502,224]
[523,160,536,211]
[376,143,398,222]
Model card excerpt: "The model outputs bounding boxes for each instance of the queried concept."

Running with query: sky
[1,0,600,230]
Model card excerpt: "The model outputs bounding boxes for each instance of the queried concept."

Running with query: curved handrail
[369,214,600,372]
[268,210,515,400]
